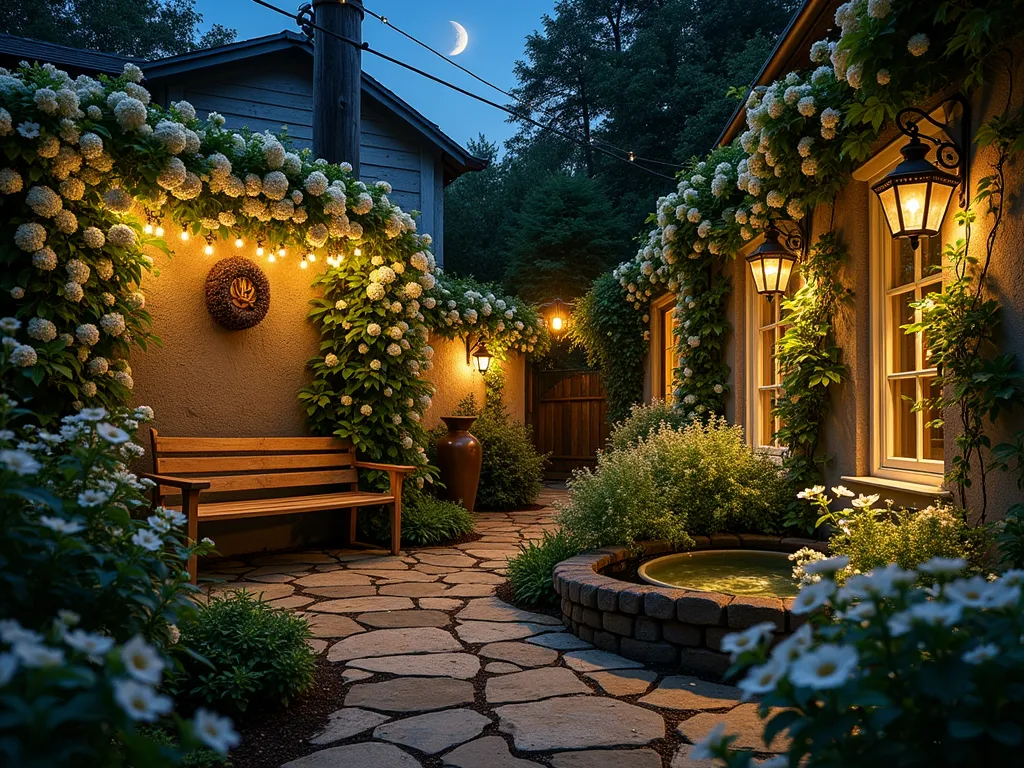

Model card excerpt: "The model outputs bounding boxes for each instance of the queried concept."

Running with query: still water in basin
[638,550,799,598]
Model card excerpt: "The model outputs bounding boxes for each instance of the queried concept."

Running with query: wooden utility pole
[312,0,363,174]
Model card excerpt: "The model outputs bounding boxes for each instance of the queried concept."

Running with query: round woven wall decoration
[205,257,271,330]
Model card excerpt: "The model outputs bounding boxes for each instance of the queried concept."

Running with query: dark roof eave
[715,0,836,148]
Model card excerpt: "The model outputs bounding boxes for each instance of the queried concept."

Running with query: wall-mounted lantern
[540,298,568,337]
[464,337,492,374]
[872,95,969,249]
[746,224,800,297]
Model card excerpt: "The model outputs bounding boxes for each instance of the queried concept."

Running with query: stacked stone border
[553,534,826,677]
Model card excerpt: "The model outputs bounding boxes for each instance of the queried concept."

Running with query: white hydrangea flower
[908,33,930,57]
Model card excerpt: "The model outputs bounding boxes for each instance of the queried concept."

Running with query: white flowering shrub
[0,388,233,764]
[697,557,1024,767]
[0,60,545,466]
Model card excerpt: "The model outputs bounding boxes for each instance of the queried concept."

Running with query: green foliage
[993,430,1024,567]
[607,398,689,452]
[506,530,581,607]
[0,0,237,59]
[558,418,788,552]
[505,173,628,302]
[773,234,853,530]
[567,272,648,424]
[715,564,1024,768]
[452,382,548,511]
[361,487,475,547]
[830,503,990,576]
[0,392,227,766]
[173,590,315,714]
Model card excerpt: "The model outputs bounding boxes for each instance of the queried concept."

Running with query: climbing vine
[0,61,546,464]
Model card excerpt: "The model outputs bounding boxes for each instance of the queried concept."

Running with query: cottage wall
[129,228,525,555]
[647,61,1024,518]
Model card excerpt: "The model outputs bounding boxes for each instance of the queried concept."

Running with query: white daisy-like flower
[77,489,109,507]
[917,556,967,576]
[738,655,787,700]
[688,722,728,761]
[193,708,241,754]
[114,678,172,722]
[96,422,129,444]
[1,449,41,475]
[40,515,85,534]
[788,644,858,690]
[720,622,776,660]
[790,579,835,615]
[14,642,64,668]
[962,643,999,665]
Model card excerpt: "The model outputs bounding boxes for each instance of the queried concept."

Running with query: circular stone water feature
[638,549,799,598]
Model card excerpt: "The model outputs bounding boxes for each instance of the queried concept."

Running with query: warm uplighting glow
[235,237,244,248]
[143,223,153,234]
[155,226,164,237]
[204,244,214,256]
[268,253,276,263]
[278,247,286,258]
[256,246,265,257]
[307,253,316,262]
[180,230,190,241]
[300,258,309,269]
[746,227,798,296]
[872,136,959,249]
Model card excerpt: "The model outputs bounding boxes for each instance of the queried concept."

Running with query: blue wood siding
[162,55,443,258]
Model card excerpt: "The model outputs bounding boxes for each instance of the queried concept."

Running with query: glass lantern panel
[878,185,901,235]
[925,183,954,233]
[749,259,767,294]
[897,181,929,231]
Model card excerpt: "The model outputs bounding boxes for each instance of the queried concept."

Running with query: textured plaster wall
[129,224,526,555]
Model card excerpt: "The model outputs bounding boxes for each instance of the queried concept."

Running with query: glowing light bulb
[180,230,190,241]
[143,223,153,234]
[307,253,316,262]
[300,258,309,270]
[906,197,921,214]
[256,246,265,257]
[235,237,244,248]
[155,226,164,236]
[551,316,563,332]
[268,253,276,263]
[204,244,214,256]
[278,247,286,258]
[354,247,362,257]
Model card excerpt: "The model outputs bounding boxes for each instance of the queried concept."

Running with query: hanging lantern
[746,226,798,296]
[872,96,969,249]
[542,298,568,336]
[472,342,492,374]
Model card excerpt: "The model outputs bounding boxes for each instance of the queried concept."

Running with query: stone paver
[480,641,558,667]
[282,742,420,768]
[676,704,790,753]
[497,696,665,751]
[356,610,450,628]
[310,707,390,745]
[585,668,658,697]
[641,676,743,711]
[374,709,490,754]
[485,667,590,704]
[563,649,644,674]
[346,677,475,713]
[327,627,461,662]
[208,487,778,767]
[443,736,542,767]
[348,653,480,679]
[551,749,663,768]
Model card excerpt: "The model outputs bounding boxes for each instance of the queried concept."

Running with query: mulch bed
[228,658,348,768]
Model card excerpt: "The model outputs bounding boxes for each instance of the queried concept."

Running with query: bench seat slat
[159,469,358,496]
[158,452,354,474]
[189,491,395,521]
[153,436,351,454]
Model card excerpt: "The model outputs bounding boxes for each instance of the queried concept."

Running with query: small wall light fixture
[872,95,969,249]
[746,223,800,296]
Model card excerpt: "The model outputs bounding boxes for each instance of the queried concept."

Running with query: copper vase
[436,415,482,512]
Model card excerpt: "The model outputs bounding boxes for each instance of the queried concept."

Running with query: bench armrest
[139,472,212,491]
[355,461,417,474]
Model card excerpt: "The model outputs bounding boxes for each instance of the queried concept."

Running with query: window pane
[922,376,944,461]
[759,294,775,327]
[923,235,943,276]
[890,291,917,373]
[891,238,916,287]
[890,378,918,459]
[761,329,775,386]
[760,389,774,447]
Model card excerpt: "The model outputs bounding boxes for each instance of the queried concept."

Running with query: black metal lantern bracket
[894,94,971,210]
[762,219,808,302]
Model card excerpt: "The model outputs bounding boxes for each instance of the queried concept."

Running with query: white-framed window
[870,201,946,481]
[749,291,787,448]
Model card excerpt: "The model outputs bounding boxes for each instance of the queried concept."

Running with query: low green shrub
[173,591,316,714]
[607,399,689,452]
[362,487,475,546]
[558,417,788,551]
[507,530,581,606]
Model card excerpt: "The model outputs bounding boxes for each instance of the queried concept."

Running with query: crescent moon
[449,21,468,56]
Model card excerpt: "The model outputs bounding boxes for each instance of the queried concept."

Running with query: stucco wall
[129,225,526,555]
[644,61,1024,519]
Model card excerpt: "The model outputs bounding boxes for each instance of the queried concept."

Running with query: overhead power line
[361,2,687,171]
[249,0,678,182]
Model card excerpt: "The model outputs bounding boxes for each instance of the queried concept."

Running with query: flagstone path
[206,487,785,767]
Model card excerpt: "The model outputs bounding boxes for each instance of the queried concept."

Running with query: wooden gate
[529,369,609,479]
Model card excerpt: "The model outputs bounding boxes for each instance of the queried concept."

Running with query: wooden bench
[142,430,415,583]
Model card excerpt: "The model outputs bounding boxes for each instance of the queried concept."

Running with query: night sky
[194,0,556,150]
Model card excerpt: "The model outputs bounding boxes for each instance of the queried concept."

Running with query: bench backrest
[151,430,358,498]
